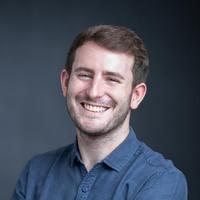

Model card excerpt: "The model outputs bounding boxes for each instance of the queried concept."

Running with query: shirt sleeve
[134,170,188,200]
[11,161,30,200]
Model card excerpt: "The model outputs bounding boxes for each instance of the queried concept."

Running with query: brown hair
[65,25,149,86]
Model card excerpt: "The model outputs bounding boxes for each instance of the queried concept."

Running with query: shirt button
[81,186,89,193]
[91,174,95,178]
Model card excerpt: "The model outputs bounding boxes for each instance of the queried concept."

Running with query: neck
[76,123,130,172]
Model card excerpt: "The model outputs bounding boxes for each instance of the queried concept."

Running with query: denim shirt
[11,128,187,199]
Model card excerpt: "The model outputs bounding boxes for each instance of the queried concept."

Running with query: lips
[81,103,109,113]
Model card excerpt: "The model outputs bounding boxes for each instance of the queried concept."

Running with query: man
[12,25,187,199]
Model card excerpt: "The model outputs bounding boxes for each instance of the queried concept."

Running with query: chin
[77,125,109,137]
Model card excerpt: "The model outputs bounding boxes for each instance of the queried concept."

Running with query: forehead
[72,42,134,75]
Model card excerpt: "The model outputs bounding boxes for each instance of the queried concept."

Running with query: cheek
[68,79,88,96]
[113,85,133,103]
[115,83,132,96]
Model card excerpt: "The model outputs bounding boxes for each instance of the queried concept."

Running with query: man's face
[62,42,136,136]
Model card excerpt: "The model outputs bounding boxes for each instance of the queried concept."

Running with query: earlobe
[130,83,147,109]
[60,69,69,97]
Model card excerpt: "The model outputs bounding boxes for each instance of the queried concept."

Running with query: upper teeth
[83,103,108,112]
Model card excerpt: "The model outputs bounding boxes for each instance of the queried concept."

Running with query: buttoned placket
[76,164,100,200]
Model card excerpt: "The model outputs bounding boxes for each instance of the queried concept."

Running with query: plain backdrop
[0,0,199,199]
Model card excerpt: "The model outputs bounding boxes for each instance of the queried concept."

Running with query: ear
[60,69,70,97]
[130,83,147,110]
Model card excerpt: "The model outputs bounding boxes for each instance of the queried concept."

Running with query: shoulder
[11,144,74,199]
[30,144,73,165]
[25,144,74,177]
[133,142,188,199]
[139,142,183,175]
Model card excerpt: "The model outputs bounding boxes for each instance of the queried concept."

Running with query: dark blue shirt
[12,128,187,199]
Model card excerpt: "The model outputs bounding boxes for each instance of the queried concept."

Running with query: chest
[30,162,148,200]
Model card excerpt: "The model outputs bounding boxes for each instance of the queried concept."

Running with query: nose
[86,77,105,99]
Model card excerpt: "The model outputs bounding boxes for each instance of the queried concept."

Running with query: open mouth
[81,103,110,113]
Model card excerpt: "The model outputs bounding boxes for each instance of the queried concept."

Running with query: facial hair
[65,91,132,137]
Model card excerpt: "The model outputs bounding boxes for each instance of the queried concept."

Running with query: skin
[61,42,147,171]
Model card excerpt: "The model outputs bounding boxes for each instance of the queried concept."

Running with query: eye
[78,73,92,80]
[107,77,121,83]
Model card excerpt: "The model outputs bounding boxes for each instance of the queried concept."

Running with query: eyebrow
[74,67,93,73]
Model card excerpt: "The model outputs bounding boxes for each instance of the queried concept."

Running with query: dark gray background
[0,0,199,199]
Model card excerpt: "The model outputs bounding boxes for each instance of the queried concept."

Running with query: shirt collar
[103,127,141,172]
[70,139,82,166]
[70,127,141,171]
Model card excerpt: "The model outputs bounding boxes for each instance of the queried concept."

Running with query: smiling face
[61,42,146,136]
